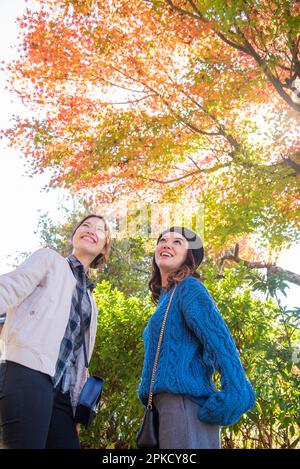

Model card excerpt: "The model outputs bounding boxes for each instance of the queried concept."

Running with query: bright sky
[0,0,71,273]
[0,0,299,308]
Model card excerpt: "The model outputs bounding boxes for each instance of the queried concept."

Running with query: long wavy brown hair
[149,248,201,304]
[71,214,112,270]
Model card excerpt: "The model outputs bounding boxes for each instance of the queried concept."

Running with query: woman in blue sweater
[138,226,255,449]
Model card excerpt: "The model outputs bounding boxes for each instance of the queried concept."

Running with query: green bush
[80,281,153,448]
[80,270,299,449]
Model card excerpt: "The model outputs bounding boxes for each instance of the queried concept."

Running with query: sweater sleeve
[138,382,148,407]
[181,278,256,426]
[0,248,56,314]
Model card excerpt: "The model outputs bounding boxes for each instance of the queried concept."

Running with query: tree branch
[179,117,221,136]
[100,77,146,93]
[281,154,300,175]
[164,0,300,112]
[104,93,155,105]
[165,0,201,20]
[179,90,243,151]
[220,244,300,286]
[225,31,300,110]
[146,162,230,184]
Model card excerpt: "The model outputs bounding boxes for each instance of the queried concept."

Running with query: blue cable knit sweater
[138,276,256,426]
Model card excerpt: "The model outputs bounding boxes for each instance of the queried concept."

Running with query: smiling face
[72,216,107,264]
[154,231,189,275]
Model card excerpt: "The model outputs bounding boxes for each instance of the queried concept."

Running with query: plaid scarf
[52,254,94,394]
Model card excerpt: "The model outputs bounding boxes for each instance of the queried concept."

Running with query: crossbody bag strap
[67,258,89,369]
[147,285,177,409]
[78,274,89,369]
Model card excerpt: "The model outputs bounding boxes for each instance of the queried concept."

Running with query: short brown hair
[71,214,112,269]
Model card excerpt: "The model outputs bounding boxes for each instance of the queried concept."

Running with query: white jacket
[0,247,98,408]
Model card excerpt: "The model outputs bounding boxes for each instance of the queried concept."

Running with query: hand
[76,423,81,434]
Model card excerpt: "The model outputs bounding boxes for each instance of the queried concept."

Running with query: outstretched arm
[0,248,55,314]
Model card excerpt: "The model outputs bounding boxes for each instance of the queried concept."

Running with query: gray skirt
[153,392,221,449]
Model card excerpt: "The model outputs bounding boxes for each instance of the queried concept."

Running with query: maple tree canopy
[3,0,300,252]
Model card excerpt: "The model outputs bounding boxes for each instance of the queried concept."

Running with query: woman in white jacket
[0,214,111,448]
